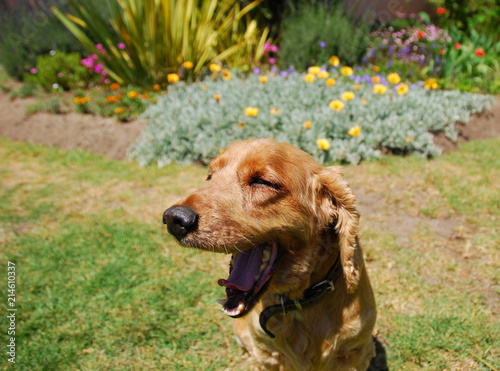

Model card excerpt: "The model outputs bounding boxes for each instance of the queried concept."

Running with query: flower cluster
[129,59,493,167]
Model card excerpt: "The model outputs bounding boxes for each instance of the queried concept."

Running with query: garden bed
[1,89,498,162]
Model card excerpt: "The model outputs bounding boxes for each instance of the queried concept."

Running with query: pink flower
[454,42,461,50]
[270,45,279,53]
[57,72,64,78]
[118,42,125,50]
[474,48,485,57]
[96,43,103,50]
[30,68,38,74]
[268,57,276,64]
[264,42,271,53]
[91,54,99,60]
[95,64,103,73]
[101,70,108,77]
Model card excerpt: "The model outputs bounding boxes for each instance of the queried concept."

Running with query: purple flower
[49,50,56,56]
[57,72,64,78]
[271,65,278,72]
[118,42,125,49]
[386,60,393,69]
[287,66,295,73]
[30,68,38,74]
[280,71,288,77]
[320,41,326,48]
[253,67,261,75]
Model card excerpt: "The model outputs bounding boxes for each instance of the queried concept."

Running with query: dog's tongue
[218,245,265,291]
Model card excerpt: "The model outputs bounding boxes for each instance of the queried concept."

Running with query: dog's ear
[318,166,363,293]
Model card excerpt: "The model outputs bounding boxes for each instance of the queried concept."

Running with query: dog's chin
[216,241,280,318]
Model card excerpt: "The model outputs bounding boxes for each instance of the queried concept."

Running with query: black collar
[259,254,343,338]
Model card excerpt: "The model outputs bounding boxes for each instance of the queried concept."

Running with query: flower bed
[129,69,493,166]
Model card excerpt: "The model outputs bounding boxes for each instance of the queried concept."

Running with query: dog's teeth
[259,263,267,273]
[216,298,227,306]
[254,273,262,281]
[238,302,245,312]
[262,248,271,262]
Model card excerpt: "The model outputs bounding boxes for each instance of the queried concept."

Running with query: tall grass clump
[53,0,269,87]
[128,71,493,167]
[279,1,370,70]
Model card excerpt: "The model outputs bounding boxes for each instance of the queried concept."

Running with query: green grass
[1,137,499,370]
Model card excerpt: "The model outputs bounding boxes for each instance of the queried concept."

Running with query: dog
[163,138,377,370]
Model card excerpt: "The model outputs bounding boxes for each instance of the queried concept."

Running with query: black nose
[163,206,198,240]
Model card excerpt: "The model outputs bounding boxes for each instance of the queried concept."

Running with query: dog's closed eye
[249,175,282,191]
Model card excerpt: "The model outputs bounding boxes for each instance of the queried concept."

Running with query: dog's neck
[259,252,343,338]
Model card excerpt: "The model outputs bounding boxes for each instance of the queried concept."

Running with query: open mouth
[216,241,279,318]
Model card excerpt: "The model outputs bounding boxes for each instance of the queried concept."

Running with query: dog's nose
[163,206,198,239]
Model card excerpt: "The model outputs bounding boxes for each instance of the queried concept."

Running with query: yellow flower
[340,66,354,76]
[396,83,409,95]
[329,55,340,67]
[348,125,362,137]
[237,122,245,129]
[405,136,414,143]
[329,99,345,111]
[270,107,281,115]
[105,96,118,103]
[222,69,232,81]
[317,138,331,150]
[244,107,259,117]
[308,66,321,75]
[424,78,438,90]
[109,82,120,91]
[183,61,194,70]
[372,65,380,72]
[213,94,221,103]
[127,91,140,99]
[341,91,355,101]
[372,76,381,84]
[114,107,124,114]
[352,84,362,90]
[387,72,401,84]
[372,84,388,95]
[318,70,329,79]
[259,76,268,84]
[361,97,368,104]
[167,73,180,84]
[304,73,315,83]
[325,78,336,87]
[209,63,222,72]
[201,84,208,90]
[153,84,161,92]
[304,121,312,129]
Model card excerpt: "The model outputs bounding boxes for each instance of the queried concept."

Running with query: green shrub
[279,1,369,70]
[0,0,88,80]
[53,0,269,87]
[24,51,91,91]
[128,71,493,167]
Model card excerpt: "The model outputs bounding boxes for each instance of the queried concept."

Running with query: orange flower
[259,76,268,84]
[183,61,194,70]
[105,96,118,103]
[109,83,120,91]
[153,84,161,92]
[304,121,312,129]
[214,94,221,103]
[73,97,90,105]
[114,107,124,114]
[436,7,446,15]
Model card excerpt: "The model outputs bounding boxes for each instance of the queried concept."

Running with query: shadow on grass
[368,336,389,371]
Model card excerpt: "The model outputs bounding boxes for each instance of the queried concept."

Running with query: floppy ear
[318,166,363,293]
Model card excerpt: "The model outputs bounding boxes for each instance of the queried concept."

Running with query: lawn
[1,137,499,370]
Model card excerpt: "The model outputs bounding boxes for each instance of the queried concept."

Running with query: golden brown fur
[166,138,376,370]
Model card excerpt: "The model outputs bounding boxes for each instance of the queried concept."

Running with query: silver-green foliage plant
[129,73,493,167]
